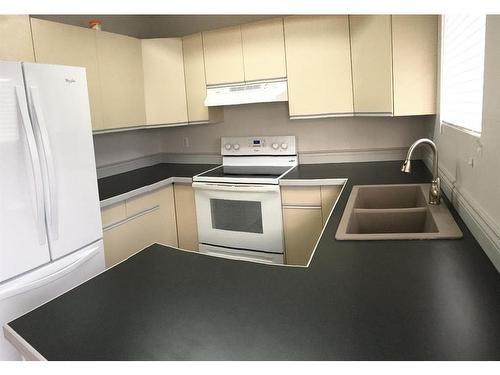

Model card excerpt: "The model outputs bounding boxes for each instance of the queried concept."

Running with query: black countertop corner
[97,163,218,201]
[8,161,500,360]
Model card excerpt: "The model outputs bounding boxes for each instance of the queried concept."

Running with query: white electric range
[193,136,297,264]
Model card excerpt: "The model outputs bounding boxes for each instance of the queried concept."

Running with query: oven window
[210,199,263,234]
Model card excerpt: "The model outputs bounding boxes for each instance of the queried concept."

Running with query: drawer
[281,186,322,206]
[101,202,126,228]
[125,189,161,217]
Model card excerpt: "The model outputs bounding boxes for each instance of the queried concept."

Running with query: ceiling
[32,15,276,39]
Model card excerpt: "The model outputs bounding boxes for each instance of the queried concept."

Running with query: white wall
[431,15,500,269]
[160,102,432,161]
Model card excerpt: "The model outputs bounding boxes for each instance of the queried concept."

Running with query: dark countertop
[98,163,218,201]
[8,161,500,360]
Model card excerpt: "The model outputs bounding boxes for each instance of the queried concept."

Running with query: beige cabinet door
[320,185,342,225]
[281,186,322,206]
[103,207,164,268]
[283,207,323,266]
[102,186,178,268]
[350,15,393,115]
[30,19,104,130]
[202,25,245,85]
[241,18,286,81]
[392,15,438,116]
[125,185,178,247]
[174,184,199,251]
[284,16,353,118]
[96,31,146,129]
[0,15,34,62]
[182,33,209,122]
[142,38,188,126]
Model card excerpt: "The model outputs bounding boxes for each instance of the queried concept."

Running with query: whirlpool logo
[65,78,76,84]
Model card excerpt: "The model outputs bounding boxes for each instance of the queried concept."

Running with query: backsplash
[93,102,434,168]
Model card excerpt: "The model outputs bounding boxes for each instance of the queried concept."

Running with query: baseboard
[423,155,500,272]
[298,147,421,164]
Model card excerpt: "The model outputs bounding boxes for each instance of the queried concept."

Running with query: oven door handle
[192,182,279,193]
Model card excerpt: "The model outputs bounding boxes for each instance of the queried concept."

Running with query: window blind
[440,15,486,133]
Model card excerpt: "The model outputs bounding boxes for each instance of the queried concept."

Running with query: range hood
[204,79,288,107]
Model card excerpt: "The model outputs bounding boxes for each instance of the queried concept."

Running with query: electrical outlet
[183,137,190,148]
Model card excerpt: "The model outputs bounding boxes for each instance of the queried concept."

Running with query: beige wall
[432,15,500,226]
[160,102,432,158]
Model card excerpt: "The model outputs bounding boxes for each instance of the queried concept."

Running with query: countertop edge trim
[100,176,192,208]
[3,324,46,361]
[279,178,347,186]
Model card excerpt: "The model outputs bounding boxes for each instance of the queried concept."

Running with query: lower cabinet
[283,207,323,266]
[282,184,343,266]
[173,183,199,251]
[101,185,178,268]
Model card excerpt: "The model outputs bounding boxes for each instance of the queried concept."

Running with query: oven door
[193,182,284,253]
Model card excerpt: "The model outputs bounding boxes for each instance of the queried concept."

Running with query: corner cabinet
[281,184,343,266]
[182,33,209,122]
[96,31,147,130]
[101,186,178,268]
[141,38,189,126]
[30,19,104,130]
[284,16,353,119]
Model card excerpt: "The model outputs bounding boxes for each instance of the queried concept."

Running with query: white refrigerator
[0,61,105,360]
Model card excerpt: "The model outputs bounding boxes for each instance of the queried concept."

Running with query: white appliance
[204,79,288,107]
[0,61,104,360]
[193,136,297,264]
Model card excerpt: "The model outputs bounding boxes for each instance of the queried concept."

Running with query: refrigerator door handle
[15,86,46,246]
[0,244,101,301]
[29,86,59,241]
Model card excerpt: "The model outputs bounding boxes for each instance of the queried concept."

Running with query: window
[440,15,486,134]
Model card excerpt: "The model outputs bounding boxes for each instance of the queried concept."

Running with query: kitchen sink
[336,184,463,240]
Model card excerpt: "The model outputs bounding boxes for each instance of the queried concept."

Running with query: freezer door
[0,61,51,283]
[23,63,102,260]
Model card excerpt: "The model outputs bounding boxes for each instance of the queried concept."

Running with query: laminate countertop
[98,163,219,206]
[6,161,500,360]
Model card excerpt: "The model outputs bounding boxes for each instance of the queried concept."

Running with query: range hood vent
[204,79,288,107]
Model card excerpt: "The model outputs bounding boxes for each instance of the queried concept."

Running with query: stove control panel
[221,136,296,156]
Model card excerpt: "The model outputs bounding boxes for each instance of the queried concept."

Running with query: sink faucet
[401,138,441,205]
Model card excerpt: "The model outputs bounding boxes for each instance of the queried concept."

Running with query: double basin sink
[336,184,463,240]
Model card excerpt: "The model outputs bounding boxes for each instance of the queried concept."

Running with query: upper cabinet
[284,16,353,119]
[349,15,438,116]
[30,19,104,130]
[392,15,438,116]
[349,15,393,115]
[202,18,287,85]
[240,18,286,81]
[182,33,210,122]
[96,31,147,129]
[142,38,188,126]
[0,15,35,62]
[202,25,245,85]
